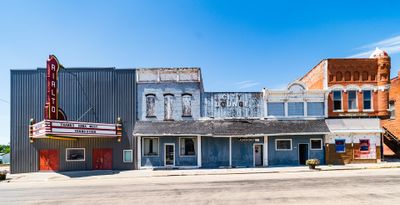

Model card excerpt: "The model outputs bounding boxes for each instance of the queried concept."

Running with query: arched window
[182,93,192,117]
[344,71,351,81]
[164,94,174,120]
[336,72,343,81]
[353,71,360,81]
[329,75,334,82]
[371,73,376,81]
[362,71,369,81]
[145,94,156,117]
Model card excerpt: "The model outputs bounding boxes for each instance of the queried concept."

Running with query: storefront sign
[238,138,260,142]
[338,113,369,117]
[44,55,66,120]
[31,120,121,138]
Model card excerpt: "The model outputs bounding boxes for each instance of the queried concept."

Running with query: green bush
[306,159,320,166]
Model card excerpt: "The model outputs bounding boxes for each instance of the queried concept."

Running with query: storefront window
[335,139,346,153]
[333,91,342,111]
[123,150,133,163]
[363,90,372,110]
[288,102,304,116]
[180,137,196,156]
[359,139,370,152]
[267,102,285,116]
[310,139,323,150]
[66,148,85,161]
[143,137,159,156]
[276,139,292,150]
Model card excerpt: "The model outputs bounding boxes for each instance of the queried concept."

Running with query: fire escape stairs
[383,127,400,158]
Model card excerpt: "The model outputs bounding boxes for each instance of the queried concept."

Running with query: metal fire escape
[383,127,400,158]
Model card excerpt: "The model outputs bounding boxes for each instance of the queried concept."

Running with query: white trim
[164,143,175,166]
[142,137,160,157]
[362,90,373,111]
[197,135,202,168]
[229,137,232,167]
[275,139,293,151]
[310,138,323,150]
[178,137,197,157]
[65,148,85,162]
[297,143,310,165]
[253,143,264,167]
[263,136,268,166]
[123,149,133,163]
[137,136,141,169]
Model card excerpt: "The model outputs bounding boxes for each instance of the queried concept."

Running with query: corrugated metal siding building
[10,68,136,173]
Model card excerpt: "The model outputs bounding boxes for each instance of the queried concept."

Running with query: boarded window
[288,102,304,116]
[164,94,174,120]
[359,139,370,152]
[276,139,292,150]
[333,91,342,110]
[66,148,85,161]
[143,138,159,156]
[146,94,156,117]
[348,91,357,110]
[335,139,345,153]
[363,90,372,110]
[310,139,322,150]
[307,102,324,116]
[267,102,285,116]
[180,137,196,156]
[182,94,192,117]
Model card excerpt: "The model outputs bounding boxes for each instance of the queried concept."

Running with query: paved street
[1,168,400,205]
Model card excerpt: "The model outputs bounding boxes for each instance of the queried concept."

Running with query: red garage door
[39,149,59,171]
[93,148,113,170]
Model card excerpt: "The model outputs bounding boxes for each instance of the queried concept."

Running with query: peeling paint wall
[203,92,263,118]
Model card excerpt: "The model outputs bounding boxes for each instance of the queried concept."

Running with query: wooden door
[93,148,113,170]
[39,149,59,171]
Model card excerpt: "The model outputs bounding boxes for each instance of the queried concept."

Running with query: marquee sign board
[31,120,122,139]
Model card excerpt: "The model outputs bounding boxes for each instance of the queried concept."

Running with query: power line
[0,98,9,104]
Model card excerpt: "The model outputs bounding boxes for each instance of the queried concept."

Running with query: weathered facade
[10,67,136,173]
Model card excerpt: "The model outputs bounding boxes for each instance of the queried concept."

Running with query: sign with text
[44,55,66,120]
[31,120,121,138]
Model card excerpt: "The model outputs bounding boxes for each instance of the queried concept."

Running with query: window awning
[325,118,383,133]
[133,119,330,137]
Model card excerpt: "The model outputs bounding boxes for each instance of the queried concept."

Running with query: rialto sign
[29,55,122,141]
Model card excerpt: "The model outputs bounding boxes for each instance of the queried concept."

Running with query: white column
[137,136,141,170]
[284,102,289,117]
[197,135,202,168]
[304,101,308,117]
[263,136,268,166]
[229,137,232,167]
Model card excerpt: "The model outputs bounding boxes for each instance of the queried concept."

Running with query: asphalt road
[1,168,400,205]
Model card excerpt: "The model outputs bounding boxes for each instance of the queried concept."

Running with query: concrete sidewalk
[4,162,400,183]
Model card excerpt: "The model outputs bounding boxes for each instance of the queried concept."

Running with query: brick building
[300,48,391,164]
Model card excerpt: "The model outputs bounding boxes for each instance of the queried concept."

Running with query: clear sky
[1,0,400,144]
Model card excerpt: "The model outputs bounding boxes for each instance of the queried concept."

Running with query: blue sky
[1,0,400,144]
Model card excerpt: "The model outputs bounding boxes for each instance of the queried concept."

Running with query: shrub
[306,159,320,166]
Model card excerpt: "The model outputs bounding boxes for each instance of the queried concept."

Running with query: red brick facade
[300,57,390,119]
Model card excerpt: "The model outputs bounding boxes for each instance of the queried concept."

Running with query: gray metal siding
[10,68,136,173]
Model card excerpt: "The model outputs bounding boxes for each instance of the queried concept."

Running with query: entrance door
[164,144,175,166]
[254,144,263,166]
[93,148,113,170]
[39,149,59,171]
[299,144,309,165]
